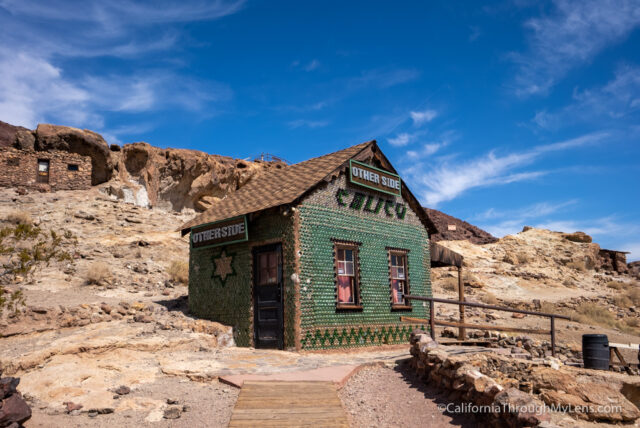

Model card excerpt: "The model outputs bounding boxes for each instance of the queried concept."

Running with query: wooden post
[458,265,465,340]
[429,299,435,340]
[550,316,556,357]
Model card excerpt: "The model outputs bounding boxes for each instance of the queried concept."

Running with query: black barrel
[582,334,609,370]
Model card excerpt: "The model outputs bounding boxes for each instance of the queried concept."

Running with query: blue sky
[0,0,639,259]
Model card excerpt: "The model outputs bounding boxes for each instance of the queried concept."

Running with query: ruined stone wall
[0,148,91,191]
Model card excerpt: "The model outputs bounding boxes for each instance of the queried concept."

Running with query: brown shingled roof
[180,140,374,233]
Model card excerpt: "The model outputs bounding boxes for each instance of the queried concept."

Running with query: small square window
[6,158,19,166]
[67,164,79,171]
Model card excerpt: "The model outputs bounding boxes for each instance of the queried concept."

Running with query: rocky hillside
[0,120,283,213]
[425,207,498,244]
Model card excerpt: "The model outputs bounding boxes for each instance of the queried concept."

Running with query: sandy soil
[339,363,482,427]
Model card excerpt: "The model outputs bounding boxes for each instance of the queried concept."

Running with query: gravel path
[339,362,482,428]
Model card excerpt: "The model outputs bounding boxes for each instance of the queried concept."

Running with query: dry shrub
[5,211,32,225]
[86,262,111,285]
[626,318,640,328]
[614,288,640,308]
[516,253,530,264]
[168,260,189,285]
[573,303,617,328]
[607,281,625,290]
[480,292,499,305]
[566,260,585,271]
[539,301,557,313]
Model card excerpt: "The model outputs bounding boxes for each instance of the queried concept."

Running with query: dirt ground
[339,363,482,428]
[26,377,239,428]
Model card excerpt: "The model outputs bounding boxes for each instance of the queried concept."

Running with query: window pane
[391,280,401,303]
[345,261,354,276]
[344,249,353,262]
[391,266,398,279]
[337,249,344,261]
[397,267,405,279]
[337,276,354,303]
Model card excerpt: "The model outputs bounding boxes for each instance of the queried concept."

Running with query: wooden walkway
[228,381,350,427]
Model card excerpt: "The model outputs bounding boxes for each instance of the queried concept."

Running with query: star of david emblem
[213,249,235,285]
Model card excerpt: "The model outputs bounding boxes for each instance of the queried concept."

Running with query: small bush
[5,211,32,225]
[626,318,640,328]
[566,260,586,271]
[168,260,189,285]
[480,292,499,305]
[573,303,616,328]
[86,262,111,285]
[607,281,625,290]
[516,253,530,264]
[614,288,640,308]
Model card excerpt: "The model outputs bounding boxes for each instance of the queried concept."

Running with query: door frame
[37,159,50,184]
[252,242,284,349]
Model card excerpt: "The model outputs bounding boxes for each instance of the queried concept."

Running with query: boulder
[0,121,34,149]
[563,232,593,243]
[493,387,550,426]
[35,124,113,185]
[0,394,32,427]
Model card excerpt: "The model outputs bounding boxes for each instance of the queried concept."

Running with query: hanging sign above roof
[349,159,401,196]
[190,215,248,249]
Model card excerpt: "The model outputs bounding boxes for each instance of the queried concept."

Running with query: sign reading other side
[190,215,248,249]
[349,159,401,196]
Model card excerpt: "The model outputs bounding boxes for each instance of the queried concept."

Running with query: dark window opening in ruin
[37,159,50,183]
[67,164,79,171]
[6,158,19,166]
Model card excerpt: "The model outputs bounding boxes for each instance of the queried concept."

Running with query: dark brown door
[37,159,50,183]
[253,243,283,349]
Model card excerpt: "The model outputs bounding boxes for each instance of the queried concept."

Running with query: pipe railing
[403,295,571,357]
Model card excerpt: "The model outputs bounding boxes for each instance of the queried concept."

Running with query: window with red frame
[335,244,360,307]
[389,251,410,307]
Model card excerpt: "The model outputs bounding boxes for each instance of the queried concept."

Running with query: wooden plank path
[228,381,350,427]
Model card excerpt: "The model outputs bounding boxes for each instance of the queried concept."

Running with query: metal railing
[402,295,571,357]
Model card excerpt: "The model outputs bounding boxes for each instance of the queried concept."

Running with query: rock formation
[424,207,498,244]
[105,142,283,212]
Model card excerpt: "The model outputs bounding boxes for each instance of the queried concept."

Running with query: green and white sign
[349,159,401,196]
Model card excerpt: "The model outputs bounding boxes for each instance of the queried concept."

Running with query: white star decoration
[214,250,234,282]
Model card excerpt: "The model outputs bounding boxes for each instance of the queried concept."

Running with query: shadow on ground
[394,360,487,427]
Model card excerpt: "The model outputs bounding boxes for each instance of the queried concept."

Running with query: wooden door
[37,160,50,183]
[253,244,283,349]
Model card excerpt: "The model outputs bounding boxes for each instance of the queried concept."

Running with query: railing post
[458,266,465,340]
[429,299,435,340]
[550,316,556,357]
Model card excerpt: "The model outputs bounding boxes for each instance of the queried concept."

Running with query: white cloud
[0,48,232,129]
[348,68,420,90]
[406,132,608,207]
[410,109,437,126]
[304,59,320,72]
[534,65,640,129]
[388,133,412,147]
[0,0,242,131]
[624,242,640,262]
[512,0,640,96]
[475,200,578,222]
[287,119,329,129]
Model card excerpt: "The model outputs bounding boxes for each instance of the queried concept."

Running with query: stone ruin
[409,330,640,427]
